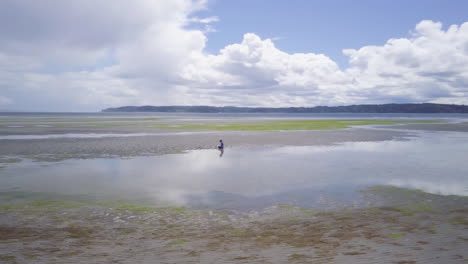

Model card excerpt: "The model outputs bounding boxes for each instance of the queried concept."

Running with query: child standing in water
[218,139,224,150]
[218,139,224,157]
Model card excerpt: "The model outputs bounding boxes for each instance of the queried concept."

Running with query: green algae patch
[0,204,20,212]
[302,209,319,215]
[117,228,137,235]
[232,256,256,261]
[64,224,96,239]
[447,216,468,226]
[361,185,466,215]
[0,200,87,213]
[361,184,466,201]
[407,202,437,213]
[379,202,439,216]
[114,204,156,213]
[0,192,188,216]
[396,208,416,216]
[447,194,468,200]
[378,207,415,216]
[165,206,187,213]
[288,253,308,260]
[0,157,22,164]
[0,255,17,263]
[389,233,406,239]
[361,185,427,195]
[100,202,187,214]
[98,201,165,213]
[170,239,189,246]
[31,200,85,209]
[277,203,295,209]
[154,119,441,131]
[228,228,246,235]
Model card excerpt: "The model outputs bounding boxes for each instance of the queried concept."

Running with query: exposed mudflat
[0,187,466,264]
[2,119,467,162]
[0,129,411,162]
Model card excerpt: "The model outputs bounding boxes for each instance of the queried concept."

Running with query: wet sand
[3,116,467,162]
[0,187,466,264]
[0,129,410,162]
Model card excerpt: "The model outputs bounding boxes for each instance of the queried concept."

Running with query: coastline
[1,117,467,263]
[1,121,467,163]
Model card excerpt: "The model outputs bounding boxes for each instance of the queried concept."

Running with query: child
[218,139,224,150]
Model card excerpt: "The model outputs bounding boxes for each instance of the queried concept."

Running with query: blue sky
[199,0,468,68]
[0,0,467,111]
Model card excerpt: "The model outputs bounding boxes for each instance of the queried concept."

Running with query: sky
[0,0,467,111]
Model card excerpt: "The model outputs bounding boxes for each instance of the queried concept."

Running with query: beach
[0,114,467,263]
[2,115,466,161]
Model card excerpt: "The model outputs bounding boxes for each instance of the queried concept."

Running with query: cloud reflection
[0,131,467,208]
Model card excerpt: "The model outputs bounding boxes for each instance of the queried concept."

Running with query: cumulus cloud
[182,20,468,106]
[343,20,468,104]
[0,0,208,68]
[181,33,351,106]
[0,0,467,111]
[0,0,212,111]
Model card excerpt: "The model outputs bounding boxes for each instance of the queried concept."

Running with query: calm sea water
[1,112,467,210]
[1,112,468,120]
[1,130,467,210]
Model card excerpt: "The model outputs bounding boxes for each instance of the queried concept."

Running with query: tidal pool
[0,131,467,210]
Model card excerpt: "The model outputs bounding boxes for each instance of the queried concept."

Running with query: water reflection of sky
[1,131,467,209]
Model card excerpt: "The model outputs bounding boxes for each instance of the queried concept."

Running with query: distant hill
[102,103,468,113]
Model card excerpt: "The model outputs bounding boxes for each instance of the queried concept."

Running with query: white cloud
[189,16,219,24]
[0,95,12,106]
[343,20,468,104]
[0,0,213,111]
[181,20,468,107]
[0,0,467,111]
[180,33,350,106]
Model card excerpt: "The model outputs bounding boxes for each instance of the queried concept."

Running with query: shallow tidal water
[1,119,468,264]
[1,130,467,210]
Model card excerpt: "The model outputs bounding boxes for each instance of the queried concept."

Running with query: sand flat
[0,116,467,263]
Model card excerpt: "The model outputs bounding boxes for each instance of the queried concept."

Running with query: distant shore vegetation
[155,119,440,131]
[102,103,468,113]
